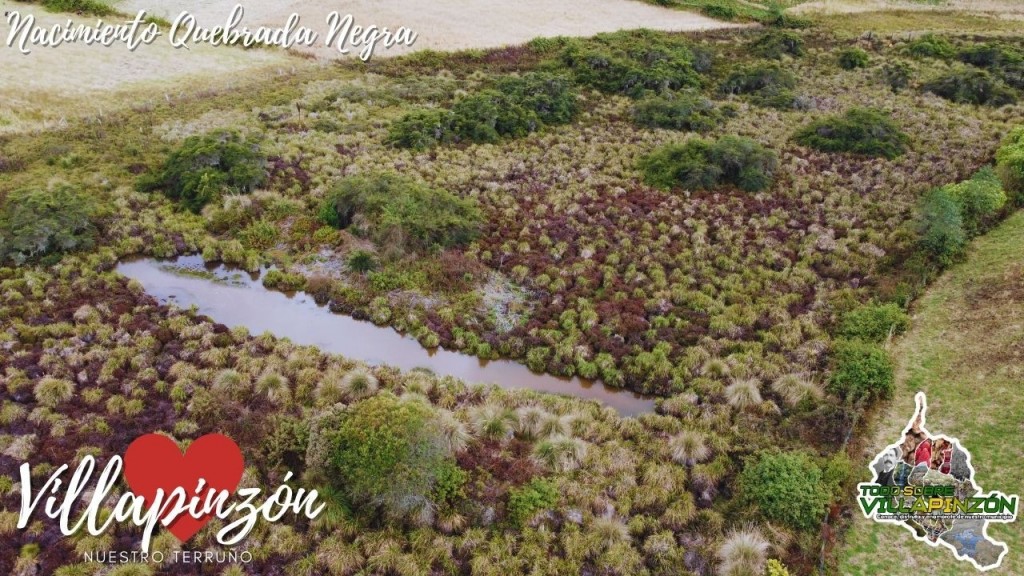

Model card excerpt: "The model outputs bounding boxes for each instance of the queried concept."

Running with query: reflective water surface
[116,256,656,415]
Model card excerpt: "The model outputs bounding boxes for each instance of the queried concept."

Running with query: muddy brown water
[116,256,656,415]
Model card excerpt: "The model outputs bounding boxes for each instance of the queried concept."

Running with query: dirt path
[109,0,744,57]
[0,0,739,133]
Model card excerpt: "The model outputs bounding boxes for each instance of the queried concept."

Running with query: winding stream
[116,256,656,415]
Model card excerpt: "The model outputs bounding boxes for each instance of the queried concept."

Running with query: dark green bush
[495,73,579,125]
[737,451,829,531]
[139,130,266,212]
[793,108,909,159]
[838,303,909,343]
[916,187,966,267]
[748,30,804,59]
[906,34,955,60]
[640,135,778,193]
[557,33,700,97]
[386,109,453,150]
[827,339,895,402]
[318,173,481,252]
[330,393,458,520]
[507,478,559,526]
[347,249,378,272]
[631,94,722,132]
[921,68,1017,107]
[387,73,577,149]
[640,139,720,191]
[879,61,913,93]
[449,90,539,144]
[0,185,97,265]
[720,62,799,109]
[837,47,870,70]
[960,43,1024,90]
[996,126,1024,204]
[957,42,1022,70]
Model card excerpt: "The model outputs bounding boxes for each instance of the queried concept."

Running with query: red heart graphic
[123,433,244,542]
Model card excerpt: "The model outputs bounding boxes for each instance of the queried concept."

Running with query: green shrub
[838,303,909,343]
[748,30,804,59]
[507,478,559,526]
[263,269,306,292]
[387,74,577,149]
[837,47,870,70]
[330,393,457,520]
[720,62,799,109]
[793,108,909,159]
[450,90,539,143]
[942,168,1007,236]
[906,34,955,60]
[631,94,722,132]
[916,187,967,267]
[557,33,700,97]
[996,126,1024,204]
[139,130,266,212]
[879,61,913,93]
[922,68,1017,107]
[239,220,279,250]
[958,43,1024,90]
[495,72,579,125]
[386,109,453,150]
[828,339,894,402]
[318,173,481,252]
[0,185,97,265]
[736,451,829,531]
[640,136,778,193]
[957,42,1022,70]
[347,249,377,272]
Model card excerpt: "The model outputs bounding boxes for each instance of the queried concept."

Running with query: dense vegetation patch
[326,393,461,521]
[827,339,895,402]
[905,33,956,60]
[793,108,909,159]
[387,73,577,148]
[631,93,724,132]
[138,130,267,212]
[555,31,702,97]
[747,30,804,59]
[720,62,800,109]
[838,302,909,343]
[317,173,482,252]
[837,47,870,70]
[922,67,1017,107]
[958,42,1024,90]
[737,451,829,531]
[0,185,97,265]
[996,126,1024,204]
[640,135,778,192]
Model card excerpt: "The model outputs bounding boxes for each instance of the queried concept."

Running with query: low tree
[138,130,266,212]
[793,108,909,159]
[736,451,829,531]
[330,393,461,521]
[0,184,97,265]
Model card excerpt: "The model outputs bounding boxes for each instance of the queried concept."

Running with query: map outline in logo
[857,391,1019,572]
